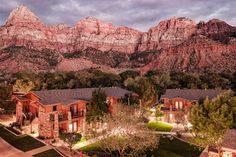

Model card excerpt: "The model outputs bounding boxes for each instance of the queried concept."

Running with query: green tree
[124,76,157,107]
[0,83,15,112]
[86,88,109,123]
[154,105,162,122]
[119,70,140,82]
[13,79,35,92]
[121,94,139,106]
[190,92,236,156]
[150,73,172,98]
[60,132,82,153]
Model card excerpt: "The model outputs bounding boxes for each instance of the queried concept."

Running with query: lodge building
[13,87,135,138]
[160,89,226,123]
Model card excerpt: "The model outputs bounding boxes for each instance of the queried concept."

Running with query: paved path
[26,145,52,156]
[0,138,32,157]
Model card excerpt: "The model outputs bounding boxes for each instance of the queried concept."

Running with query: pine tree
[86,88,109,123]
[190,91,236,156]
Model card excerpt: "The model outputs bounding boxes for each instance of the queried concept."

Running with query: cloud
[0,0,235,31]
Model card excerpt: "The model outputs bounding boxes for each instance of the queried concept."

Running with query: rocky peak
[137,17,196,51]
[197,18,235,43]
[75,16,116,34]
[5,5,42,26]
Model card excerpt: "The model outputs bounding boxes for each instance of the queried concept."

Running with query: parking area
[0,114,15,126]
[0,138,31,157]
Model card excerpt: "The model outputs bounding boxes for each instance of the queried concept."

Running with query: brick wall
[16,101,23,123]
[38,105,59,139]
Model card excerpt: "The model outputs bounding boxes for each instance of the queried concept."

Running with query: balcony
[58,114,68,122]
[161,107,185,111]
[71,112,84,119]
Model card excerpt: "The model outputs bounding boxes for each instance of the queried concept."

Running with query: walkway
[26,145,52,156]
[0,138,31,157]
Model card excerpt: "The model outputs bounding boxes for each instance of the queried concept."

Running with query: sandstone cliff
[0,5,236,73]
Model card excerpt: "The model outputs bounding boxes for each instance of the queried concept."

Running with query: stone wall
[38,105,59,139]
[16,101,23,123]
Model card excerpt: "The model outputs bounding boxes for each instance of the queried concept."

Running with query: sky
[0,0,235,31]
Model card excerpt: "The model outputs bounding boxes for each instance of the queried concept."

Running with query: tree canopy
[60,132,82,152]
[0,83,15,112]
[94,104,159,157]
[190,92,236,155]
[86,88,109,123]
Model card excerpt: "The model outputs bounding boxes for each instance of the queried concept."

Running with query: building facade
[200,129,236,157]
[13,87,135,138]
[160,89,225,123]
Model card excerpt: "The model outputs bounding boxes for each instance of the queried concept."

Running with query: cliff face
[0,6,142,54]
[141,36,236,73]
[0,5,236,73]
[137,17,197,51]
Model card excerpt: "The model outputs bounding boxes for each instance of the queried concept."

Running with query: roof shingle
[222,129,236,150]
[32,87,134,105]
[160,89,226,101]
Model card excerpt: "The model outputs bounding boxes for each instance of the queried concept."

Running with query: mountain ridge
[0,5,236,74]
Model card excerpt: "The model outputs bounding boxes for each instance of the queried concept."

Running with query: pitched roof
[32,87,134,105]
[160,89,226,101]
[222,129,236,150]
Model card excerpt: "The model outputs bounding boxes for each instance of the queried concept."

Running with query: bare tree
[175,112,187,130]
[94,104,159,157]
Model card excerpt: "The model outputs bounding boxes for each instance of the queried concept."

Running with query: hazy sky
[0,0,235,31]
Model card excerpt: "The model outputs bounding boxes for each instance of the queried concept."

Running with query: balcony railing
[161,107,185,111]
[71,112,84,119]
[58,114,68,122]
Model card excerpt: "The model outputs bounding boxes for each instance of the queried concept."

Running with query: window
[53,106,57,111]
[74,105,77,114]
[175,101,179,109]
[69,123,73,132]
[179,101,183,109]
[73,122,77,132]
[50,114,55,121]
[81,109,84,116]
[222,152,232,157]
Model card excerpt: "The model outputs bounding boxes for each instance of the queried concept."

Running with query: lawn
[79,137,203,157]
[0,124,45,152]
[80,141,102,152]
[33,149,63,157]
[146,137,203,157]
[146,121,173,132]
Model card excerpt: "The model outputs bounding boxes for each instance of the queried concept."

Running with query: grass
[80,141,102,152]
[146,137,203,157]
[76,136,87,144]
[0,124,45,152]
[33,149,63,157]
[79,137,203,157]
[146,121,173,132]
[79,136,125,152]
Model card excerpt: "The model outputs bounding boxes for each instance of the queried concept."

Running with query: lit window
[73,122,77,132]
[69,123,73,132]
[179,101,183,109]
[175,101,179,109]
[223,152,232,157]
[74,105,77,114]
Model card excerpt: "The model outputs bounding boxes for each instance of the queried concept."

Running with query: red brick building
[200,129,236,157]
[13,87,135,138]
[160,89,225,123]
[221,129,236,157]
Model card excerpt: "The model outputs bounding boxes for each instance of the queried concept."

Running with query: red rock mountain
[0,5,236,73]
